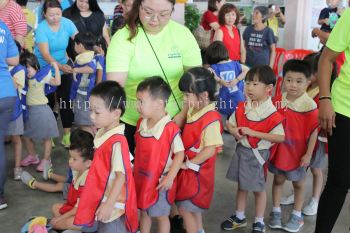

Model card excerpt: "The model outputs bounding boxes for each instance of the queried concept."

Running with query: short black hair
[254,6,269,23]
[137,76,171,104]
[303,52,320,75]
[69,129,94,161]
[283,59,311,79]
[20,50,40,71]
[74,32,97,51]
[245,65,276,86]
[179,67,217,101]
[90,81,126,115]
[16,0,28,7]
[205,41,229,65]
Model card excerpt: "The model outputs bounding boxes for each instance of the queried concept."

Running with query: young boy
[268,60,318,233]
[70,32,97,135]
[74,81,138,233]
[221,65,285,233]
[134,77,184,233]
[318,0,343,33]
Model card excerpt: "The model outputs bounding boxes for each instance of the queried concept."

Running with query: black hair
[16,0,28,7]
[90,81,126,115]
[283,59,311,79]
[43,0,62,14]
[179,67,217,101]
[69,0,103,17]
[74,32,97,51]
[14,40,22,55]
[137,76,171,104]
[254,6,269,23]
[19,50,40,71]
[208,0,223,11]
[245,65,276,86]
[69,129,94,161]
[205,41,229,65]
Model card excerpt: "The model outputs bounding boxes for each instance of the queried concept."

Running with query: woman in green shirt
[106,0,201,152]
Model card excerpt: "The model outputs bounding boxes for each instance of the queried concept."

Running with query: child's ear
[84,159,92,168]
[199,91,209,100]
[266,84,274,93]
[113,108,122,119]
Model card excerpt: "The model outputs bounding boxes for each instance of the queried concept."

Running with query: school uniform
[226,98,285,192]
[134,115,184,217]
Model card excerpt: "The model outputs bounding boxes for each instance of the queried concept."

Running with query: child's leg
[272,174,286,208]
[178,208,198,233]
[24,136,36,155]
[51,215,81,231]
[194,212,203,231]
[43,138,52,160]
[311,168,323,200]
[50,173,67,183]
[140,210,152,233]
[292,179,305,212]
[156,215,170,233]
[33,181,64,193]
[236,188,248,214]
[254,190,267,220]
[12,135,22,168]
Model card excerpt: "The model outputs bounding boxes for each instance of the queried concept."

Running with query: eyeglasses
[140,4,173,21]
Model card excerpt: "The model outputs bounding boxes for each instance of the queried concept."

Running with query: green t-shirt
[106,20,202,126]
[326,8,350,118]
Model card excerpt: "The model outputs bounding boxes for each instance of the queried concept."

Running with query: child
[176,67,223,233]
[19,51,61,172]
[318,0,343,33]
[221,65,285,233]
[74,81,138,233]
[70,32,97,135]
[205,41,248,117]
[94,36,107,84]
[268,60,318,233]
[134,77,185,233]
[242,6,276,68]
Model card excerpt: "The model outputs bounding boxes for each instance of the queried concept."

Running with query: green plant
[185,4,201,32]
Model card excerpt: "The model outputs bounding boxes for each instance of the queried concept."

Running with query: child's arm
[229,64,248,87]
[157,151,185,191]
[73,65,94,74]
[188,145,216,165]
[239,124,285,143]
[49,62,61,86]
[300,129,318,167]
[96,69,103,84]
[318,18,329,25]
[173,104,189,129]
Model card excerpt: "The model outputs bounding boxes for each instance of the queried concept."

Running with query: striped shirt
[0,0,27,38]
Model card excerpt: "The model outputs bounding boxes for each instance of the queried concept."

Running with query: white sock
[254,217,264,224]
[235,211,245,220]
[292,210,302,217]
[312,197,319,203]
[272,206,281,213]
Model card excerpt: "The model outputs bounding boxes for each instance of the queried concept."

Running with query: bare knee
[293,180,305,190]
[311,168,322,176]
[52,203,63,217]
[273,175,286,186]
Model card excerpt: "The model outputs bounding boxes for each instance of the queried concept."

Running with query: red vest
[176,110,223,209]
[134,119,180,209]
[235,102,285,148]
[221,25,241,61]
[271,95,318,171]
[59,183,83,214]
[74,134,138,233]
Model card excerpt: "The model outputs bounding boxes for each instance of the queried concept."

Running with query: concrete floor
[0,132,349,233]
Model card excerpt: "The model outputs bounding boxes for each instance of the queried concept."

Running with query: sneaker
[281,193,295,205]
[221,215,247,231]
[36,159,51,172]
[283,214,304,233]
[43,161,53,180]
[21,171,36,189]
[252,222,265,233]
[0,197,7,210]
[268,211,282,229]
[61,133,71,148]
[302,199,318,216]
[13,167,23,180]
[20,154,40,167]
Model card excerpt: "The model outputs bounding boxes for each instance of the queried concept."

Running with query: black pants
[56,74,74,129]
[315,113,350,233]
[122,121,136,156]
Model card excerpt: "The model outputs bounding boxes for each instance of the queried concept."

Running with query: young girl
[206,41,248,117]
[94,36,107,84]
[20,51,61,172]
[176,67,223,233]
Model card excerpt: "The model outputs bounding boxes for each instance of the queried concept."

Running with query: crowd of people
[0,0,349,233]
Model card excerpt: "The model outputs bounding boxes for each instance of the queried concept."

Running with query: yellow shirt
[72,169,89,207]
[94,124,129,223]
[229,97,284,150]
[23,8,36,52]
[74,51,95,88]
[187,103,223,149]
[138,114,184,174]
[267,16,279,37]
[26,72,52,106]
[280,92,317,112]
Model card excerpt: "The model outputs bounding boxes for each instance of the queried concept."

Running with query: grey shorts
[176,200,205,213]
[310,141,327,169]
[97,215,128,233]
[268,163,307,182]
[6,114,24,136]
[73,92,92,126]
[62,182,70,200]
[145,191,171,217]
[226,144,270,192]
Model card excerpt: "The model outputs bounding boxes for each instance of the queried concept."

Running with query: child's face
[26,65,36,78]
[252,10,263,24]
[327,0,341,8]
[183,92,208,109]
[224,10,237,26]
[283,71,310,100]
[136,90,164,119]
[245,80,272,101]
[68,149,90,172]
[74,42,84,54]
[89,95,121,130]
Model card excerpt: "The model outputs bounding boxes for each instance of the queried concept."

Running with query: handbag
[193,25,211,49]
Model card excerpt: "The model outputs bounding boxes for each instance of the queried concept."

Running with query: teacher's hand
[318,99,336,136]
[60,64,73,74]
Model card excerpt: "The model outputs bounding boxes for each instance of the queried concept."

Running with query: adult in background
[315,7,350,233]
[0,0,27,46]
[111,0,134,36]
[213,3,245,63]
[63,0,110,59]
[0,20,20,210]
[267,4,285,42]
[201,0,225,42]
[32,0,77,150]
[16,0,36,52]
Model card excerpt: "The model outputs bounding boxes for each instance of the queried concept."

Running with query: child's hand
[156,175,174,191]
[180,162,188,170]
[226,121,243,139]
[324,18,329,25]
[229,79,239,87]
[61,64,73,74]
[239,127,256,137]
[300,154,312,168]
[96,202,114,222]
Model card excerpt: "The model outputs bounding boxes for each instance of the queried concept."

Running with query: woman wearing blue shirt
[0,20,20,210]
